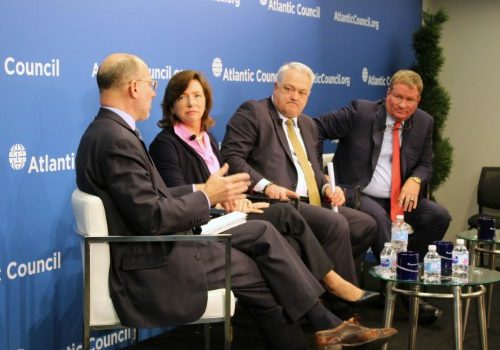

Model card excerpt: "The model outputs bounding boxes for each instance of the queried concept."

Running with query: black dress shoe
[417,301,443,326]
[401,297,443,326]
[322,290,380,315]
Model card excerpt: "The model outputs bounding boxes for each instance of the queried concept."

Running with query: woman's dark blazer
[149,126,223,187]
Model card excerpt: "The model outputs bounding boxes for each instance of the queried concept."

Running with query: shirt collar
[102,106,137,131]
[386,113,406,126]
[174,123,198,141]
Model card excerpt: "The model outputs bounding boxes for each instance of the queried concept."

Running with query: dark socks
[305,301,342,331]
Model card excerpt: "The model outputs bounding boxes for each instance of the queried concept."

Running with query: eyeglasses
[133,79,158,91]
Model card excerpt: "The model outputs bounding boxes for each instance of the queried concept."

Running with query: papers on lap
[200,211,247,235]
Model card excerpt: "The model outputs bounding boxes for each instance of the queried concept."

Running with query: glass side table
[457,229,500,332]
[369,266,500,350]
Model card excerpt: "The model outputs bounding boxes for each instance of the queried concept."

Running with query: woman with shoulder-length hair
[149,70,377,304]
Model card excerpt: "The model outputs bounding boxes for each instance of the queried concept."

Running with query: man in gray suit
[75,53,396,349]
[221,62,377,286]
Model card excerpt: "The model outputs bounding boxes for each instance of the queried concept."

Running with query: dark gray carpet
[124,264,500,349]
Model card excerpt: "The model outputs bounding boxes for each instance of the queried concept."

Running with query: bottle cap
[428,244,436,251]
[396,214,404,220]
[456,238,465,245]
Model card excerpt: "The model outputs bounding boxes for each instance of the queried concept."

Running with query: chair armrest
[247,195,299,209]
[78,232,233,327]
[81,233,231,244]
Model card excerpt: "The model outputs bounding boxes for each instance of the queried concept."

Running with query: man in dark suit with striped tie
[221,62,377,287]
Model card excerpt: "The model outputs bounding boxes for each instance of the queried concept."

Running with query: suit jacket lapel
[267,98,294,164]
[400,115,414,176]
[98,108,147,153]
[98,108,171,198]
[297,116,316,163]
[371,104,387,172]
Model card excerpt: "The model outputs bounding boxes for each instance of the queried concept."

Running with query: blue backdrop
[0,1,421,349]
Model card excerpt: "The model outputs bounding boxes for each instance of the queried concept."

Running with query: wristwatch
[410,176,422,184]
[263,182,274,193]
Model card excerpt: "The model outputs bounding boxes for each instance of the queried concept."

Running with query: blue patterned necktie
[134,128,143,141]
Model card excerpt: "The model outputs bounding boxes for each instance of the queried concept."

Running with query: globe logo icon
[361,67,369,83]
[260,0,268,6]
[212,58,223,78]
[9,144,27,170]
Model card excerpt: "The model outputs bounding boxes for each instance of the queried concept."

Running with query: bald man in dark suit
[75,53,396,349]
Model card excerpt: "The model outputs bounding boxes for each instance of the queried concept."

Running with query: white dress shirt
[362,115,404,198]
[255,100,322,196]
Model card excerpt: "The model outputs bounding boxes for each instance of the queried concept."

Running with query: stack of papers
[200,211,247,235]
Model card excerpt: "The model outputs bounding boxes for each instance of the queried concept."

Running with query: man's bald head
[96,53,146,93]
[96,53,156,121]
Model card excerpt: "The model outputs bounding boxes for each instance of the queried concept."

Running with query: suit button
[195,254,201,261]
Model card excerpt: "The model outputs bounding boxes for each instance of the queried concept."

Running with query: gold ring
[409,198,415,201]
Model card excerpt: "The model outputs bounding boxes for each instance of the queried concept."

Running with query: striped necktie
[285,119,321,206]
[134,128,143,142]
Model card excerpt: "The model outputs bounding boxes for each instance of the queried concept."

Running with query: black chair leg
[204,323,211,350]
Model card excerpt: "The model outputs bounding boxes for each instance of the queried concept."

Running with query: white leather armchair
[71,189,235,350]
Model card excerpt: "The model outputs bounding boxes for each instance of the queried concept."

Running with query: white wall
[423,0,500,240]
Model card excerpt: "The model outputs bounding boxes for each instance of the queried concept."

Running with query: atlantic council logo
[9,144,27,170]
[362,67,369,83]
[212,58,223,78]
[361,67,389,86]
[261,0,320,18]
[210,57,277,83]
[333,11,380,31]
[8,144,75,174]
[91,62,181,80]
[65,329,133,350]
[3,57,61,77]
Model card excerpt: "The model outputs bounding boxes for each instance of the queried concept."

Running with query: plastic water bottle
[402,220,414,235]
[423,245,441,283]
[391,214,409,254]
[452,238,469,282]
[379,242,396,278]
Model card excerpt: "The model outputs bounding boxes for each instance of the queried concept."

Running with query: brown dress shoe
[315,315,397,349]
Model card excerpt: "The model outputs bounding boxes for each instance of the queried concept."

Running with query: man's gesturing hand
[204,163,250,205]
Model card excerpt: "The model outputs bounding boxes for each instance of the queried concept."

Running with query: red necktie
[390,121,403,221]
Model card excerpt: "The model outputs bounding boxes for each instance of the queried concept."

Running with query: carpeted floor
[124,264,500,349]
